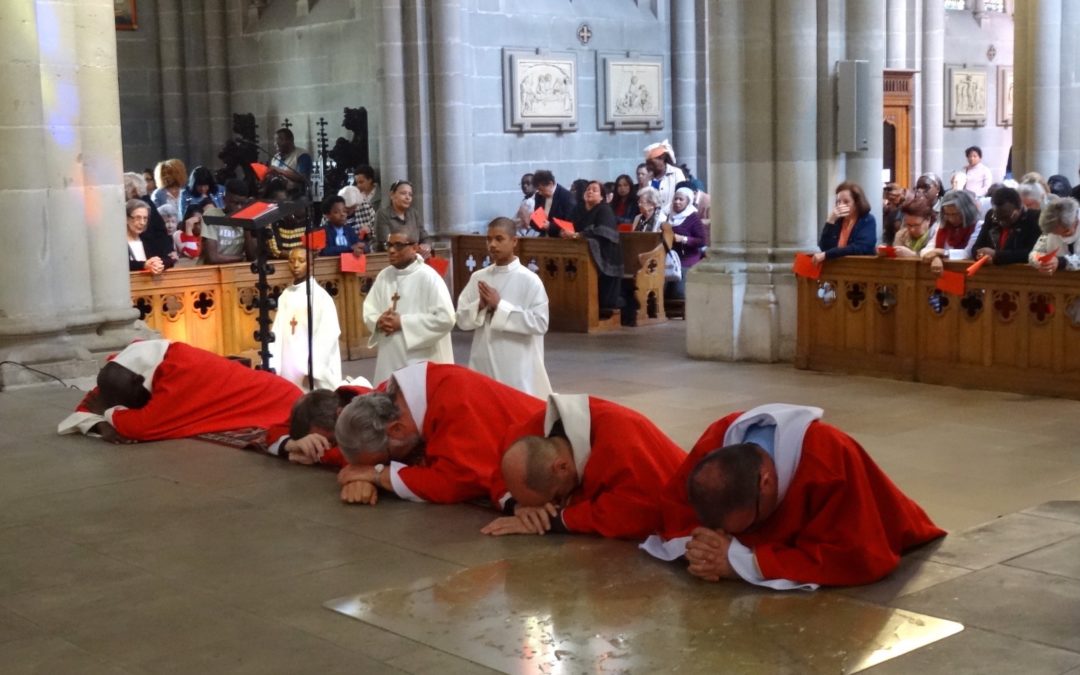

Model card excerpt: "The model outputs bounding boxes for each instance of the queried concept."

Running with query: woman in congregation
[632,186,666,233]
[1018,181,1048,211]
[571,180,623,318]
[150,158,187,215]
[126,199,170,275]
[920,189,982,273]
[664,186,708,301]
[1029,197,1080,275]
[178,166,226,221]
[610,174,639,225]
[889,197,937,258]
[173,199,209,263]
[913,172,945,213]
[373,179,428,253]
[813,181,877,264]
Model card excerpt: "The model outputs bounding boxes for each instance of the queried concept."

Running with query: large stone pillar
[1028,0,1061,174]
[885,0,907,69]
[670,0,699,177]
[920,0,944,178]
[378,2,408,192]
[1060,0,1080,178]
[0,0,138,378]
[845,0,885,228]
[429,0,473,233]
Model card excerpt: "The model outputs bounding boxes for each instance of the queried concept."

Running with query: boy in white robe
[457,217,552,397]
[363,223,456,384]
[268,247,343,391]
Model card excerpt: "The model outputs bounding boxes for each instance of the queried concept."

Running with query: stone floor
[1,322,1079,674]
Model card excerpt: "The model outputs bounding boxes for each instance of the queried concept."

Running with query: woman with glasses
[373,180,430,253]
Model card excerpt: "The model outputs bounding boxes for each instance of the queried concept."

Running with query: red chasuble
[395,364,546,503]
[264,383,378,469]
[492,397,686,539]
[658,413,946,586]
[78,342,302,441]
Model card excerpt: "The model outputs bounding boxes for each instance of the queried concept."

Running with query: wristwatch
[374,463,386,478]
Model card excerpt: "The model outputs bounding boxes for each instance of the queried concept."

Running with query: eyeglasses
[386,241,416,251]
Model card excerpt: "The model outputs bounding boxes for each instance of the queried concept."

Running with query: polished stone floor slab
[327,539,963,675]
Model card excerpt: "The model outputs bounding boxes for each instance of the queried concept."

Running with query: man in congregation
[972,186,1042,266]
[531,170,575,236]
[267,127,312,197]
[643,139,686,214]
[481,393,685,540]
[58,339,302,444]
[201,179,256,264]
[456,217,552,397]
[333,362,545,505]
[362,223,456,384]
[641,404,946,589]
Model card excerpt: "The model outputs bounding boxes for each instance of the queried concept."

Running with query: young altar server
[363,223,456,385]
[268,247,343,391]
[641,404,946,589]
[456,217,552,397]
[482,394,686,540]
[58,339,301,444]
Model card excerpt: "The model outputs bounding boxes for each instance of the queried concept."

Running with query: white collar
[490,258,521,273]
[389,255,425,277]
[721,403,823,502]
[112,339,172,392]
[391,362,429,431]
[544,394,592,477]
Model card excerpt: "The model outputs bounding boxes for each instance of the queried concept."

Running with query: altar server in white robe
[364,222,456,385]
[457,217,552,397]
[269,247,343,391]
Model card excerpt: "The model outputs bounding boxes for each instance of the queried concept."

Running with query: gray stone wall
[116,0,165,172]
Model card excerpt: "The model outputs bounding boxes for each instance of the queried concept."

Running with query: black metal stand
[251,228,277,372]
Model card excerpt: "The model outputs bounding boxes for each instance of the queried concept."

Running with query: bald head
[501,435,563,506]
[96,362,150,410]
[687,443,766,532]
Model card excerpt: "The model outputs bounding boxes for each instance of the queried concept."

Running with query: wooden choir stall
[796,257,1080,400]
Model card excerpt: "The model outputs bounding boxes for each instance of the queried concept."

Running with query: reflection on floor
[1,322,1079,674]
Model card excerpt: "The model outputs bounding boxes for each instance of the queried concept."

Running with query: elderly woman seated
[920,189,983,274]
[1029,197,1080,275]
[1019,180,1048,212]
[889,197,936,258]
[126,199,169,274]
[632,186,666,232]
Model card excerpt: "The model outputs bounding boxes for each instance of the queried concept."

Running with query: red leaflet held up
[792,253,822,279]
[935,270,965,295]
[552,218,575,234]
[340,253,366,274]
[300,229,326,250]
[530,207,548,229]
[427,255,450,277]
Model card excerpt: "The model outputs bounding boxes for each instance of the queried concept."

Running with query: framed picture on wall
[114,0,137,31]
[596,53,664,131]
[502,48,578,133]
[945,65,987,127]
[997,66,1013,127]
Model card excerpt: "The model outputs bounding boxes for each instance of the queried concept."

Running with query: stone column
[1012,0,1029,173]
[203,1,231,154]
[921,0,944,178]
[156,0,187,159]
[0,0,137,376]
[845,0,885,228]
[1060,0,1080,178]
[1028,0,1061,174]
[885,0,907,69]
[670,0,699,177]
[429,0,473,233]
[378,1,409,192]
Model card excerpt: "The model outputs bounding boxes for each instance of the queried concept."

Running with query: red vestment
[74,342,302,441]
[492,397,686,539]
[657,413,946,586]
[394,364,545,503]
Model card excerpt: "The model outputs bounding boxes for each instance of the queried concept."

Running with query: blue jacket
[819,213,877,259]
[319,222,361,256]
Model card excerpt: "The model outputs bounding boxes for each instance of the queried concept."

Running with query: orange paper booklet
[792,253,822,279]
[427,255,450,277]
[965,255,990,277]
[250,162,269,181]
[300,229,327,250]
[1038,248,1061,264]
[552,218,575,235]
[876,245,897,259]
[340,253,366,274]
[530,207,548,229]
[935,270,965,295]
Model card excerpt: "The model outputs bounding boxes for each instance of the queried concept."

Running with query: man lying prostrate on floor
[264,383,375,467]
[481,394,685,540]
[333,362,545,505]
[641,404,946,590]
[58,339,302,444]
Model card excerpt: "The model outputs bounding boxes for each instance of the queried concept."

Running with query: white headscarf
[669,187,698,226]
[643,139,676,164]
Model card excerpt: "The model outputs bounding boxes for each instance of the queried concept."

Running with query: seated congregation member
[948,170,968,193]
[363,223,455,385]
[482,393,685,540]
[268,247,343,392]
[200,179,255,264]
[889,197,936,258]
[457,217,552,398]
[265,383,374,468]
[610,174,639,225]
[921,189,982,273]
[373,180,428,253]
[58,339,301,444]
[1019,180,1048,211]
[631,186,666,233]
[151,158,187,215]
[676,176,711,223]
[881,183,907,245]
[158,202,179,238]
[972,186,1041,266]
[571,181,623,318]
[643,139,686,214]
[334,362,545,505]
[173,199,208,263]
[354,164,381,213]
[267,127,312,197]
[531,169,576,236]
[126,172,177,267]
[178,166,225,221]
[642,404,946,589]
[636,163,651,191]
[513,172,538,237]
[665,186,708,300]
[318,195,363,257]
[1048,174,1073,199]
[1030,197,1080,275]
[914,172,945,213]
[125,199,168,275]
[813,181,876,264]
[338,185,375,246]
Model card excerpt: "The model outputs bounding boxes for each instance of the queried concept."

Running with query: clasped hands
[476,281,501,313]
[143,256,166,275]
[284,433,330,465]
[337,463,380,506]
[376,309,401,335]
[685,527,737,582]
[481,503,558,536]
